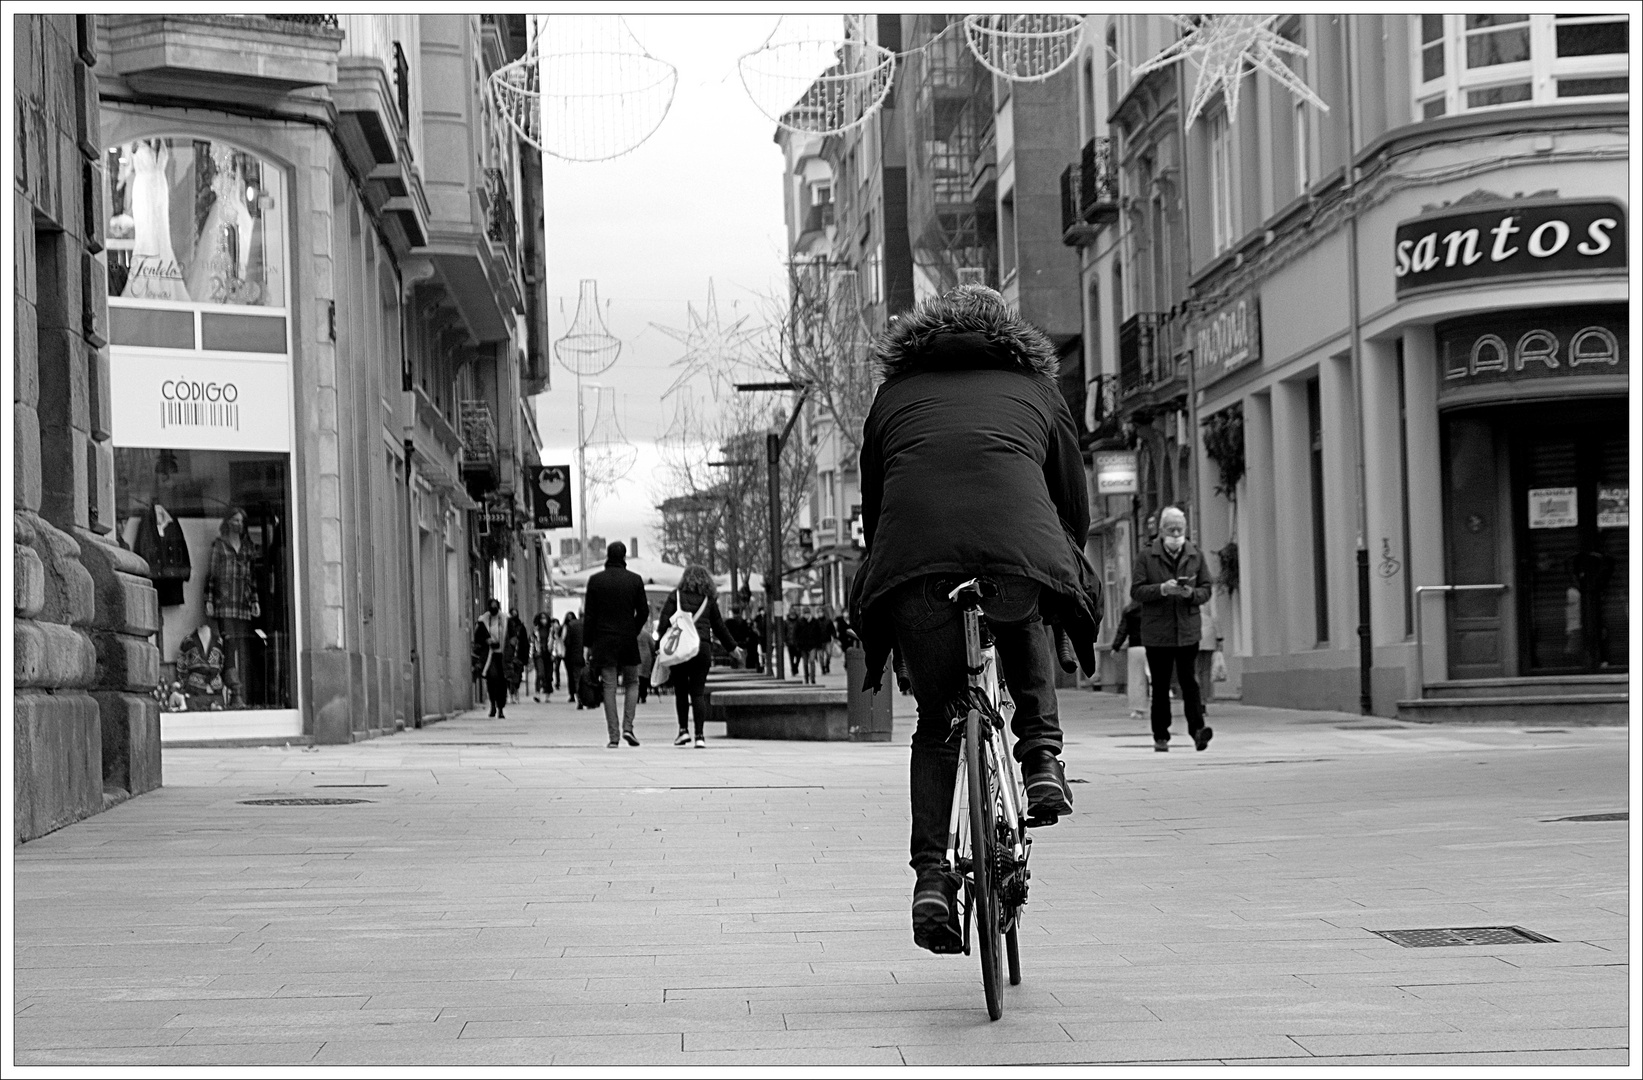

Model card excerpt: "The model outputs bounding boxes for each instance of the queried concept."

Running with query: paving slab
[10,691,1632,1066]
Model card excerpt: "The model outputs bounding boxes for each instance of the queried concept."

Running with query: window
[1413,14,1628,118]
[1208,110,1235,254]
[866,244,883,305]
[811,183,832,206]
[1280,19,1311,194]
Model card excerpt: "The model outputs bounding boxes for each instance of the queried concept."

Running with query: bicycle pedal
[1023,812,1060,828]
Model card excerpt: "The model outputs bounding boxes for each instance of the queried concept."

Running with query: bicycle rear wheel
[966,707,1005,1020]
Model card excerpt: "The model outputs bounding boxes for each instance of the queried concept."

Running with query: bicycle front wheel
[966,707,1005,1020]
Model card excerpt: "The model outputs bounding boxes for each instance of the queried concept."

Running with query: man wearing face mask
[1131,505,1214,752]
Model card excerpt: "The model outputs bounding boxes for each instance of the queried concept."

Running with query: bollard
[844,645,893,742]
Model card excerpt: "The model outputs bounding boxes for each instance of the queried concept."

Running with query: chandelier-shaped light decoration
[963,15,1084,83]
[740,18,896,137]
[651,280,761,401]
[554,279,622,377]
[1131,14,1328,129]
[495,15,677,162]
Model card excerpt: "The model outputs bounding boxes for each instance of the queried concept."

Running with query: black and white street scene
[9,11,1636,1070]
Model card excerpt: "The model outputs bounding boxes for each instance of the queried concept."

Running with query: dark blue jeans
[888,574,1063,874]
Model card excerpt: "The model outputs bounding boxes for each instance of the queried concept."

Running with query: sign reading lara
[528,465,573,530]
[1394,199,1625,295]
[1436,305,1626,391]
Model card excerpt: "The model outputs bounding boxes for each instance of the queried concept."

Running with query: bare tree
[750,259,880,464]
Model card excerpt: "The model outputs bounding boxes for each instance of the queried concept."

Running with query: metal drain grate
[1372,926,1555,948]
[1550,812,1627,822]
[240,798,373,806]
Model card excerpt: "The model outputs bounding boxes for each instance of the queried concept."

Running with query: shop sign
[528,465,573,530]
[1527,487,1578,530]
[1597,487,1628,529]
[1192,293,1261,385]
[1393,200,1626,295]
[109,352,289,452]
[1094,451,1138,495]
[1436,306,1627,391]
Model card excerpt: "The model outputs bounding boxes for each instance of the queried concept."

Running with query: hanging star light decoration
[650,280,761,400]
[1131,14,1328,129]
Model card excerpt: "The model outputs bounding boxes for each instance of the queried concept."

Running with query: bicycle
[940,576,1060,1021]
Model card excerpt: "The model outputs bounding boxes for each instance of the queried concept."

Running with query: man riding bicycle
[850,284,1101,954]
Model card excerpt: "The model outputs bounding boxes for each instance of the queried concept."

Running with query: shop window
[105,138,286,310]
[1412,14,1628,119]
[116,448,295,714]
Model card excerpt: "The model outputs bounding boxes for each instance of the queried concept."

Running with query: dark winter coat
[133,505,191,607]
[657,588,740,659]
[1130,538,1213,647]
[562,617,584,666]
[582,560,650,668]
[849,290,1101,689]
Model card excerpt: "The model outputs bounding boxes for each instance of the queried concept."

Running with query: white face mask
[1162,535,1185,554]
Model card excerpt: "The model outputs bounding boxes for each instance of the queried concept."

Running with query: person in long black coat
[562,612,585,707]
[581,541,650,746]
[1131,505,1214,752]
[848,284,1100,954]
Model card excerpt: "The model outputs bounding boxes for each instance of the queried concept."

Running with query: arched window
[105,137,286,309]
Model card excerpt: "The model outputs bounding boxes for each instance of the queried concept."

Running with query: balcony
[459,398,498,494]
[797,201,835,245]
[334,17,406,175]
[1060,136,1119,247]
[1118,312,1188,412]
[1082,374,1126,449]
[102,15,341,105]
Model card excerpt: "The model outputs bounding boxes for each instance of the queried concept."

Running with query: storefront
[105,135,303,741]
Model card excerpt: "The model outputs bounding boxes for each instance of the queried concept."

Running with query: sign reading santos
[1393,200,1625,295]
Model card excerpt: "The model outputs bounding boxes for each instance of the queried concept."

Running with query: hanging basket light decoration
[498,15,677,163]
[963,14,1084,83]
[740,34,896,136]
[554,279,622,377]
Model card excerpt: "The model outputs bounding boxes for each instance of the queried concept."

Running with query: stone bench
[710,687,851,741]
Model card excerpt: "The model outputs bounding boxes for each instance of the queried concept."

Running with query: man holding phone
[1131,505,1215,752]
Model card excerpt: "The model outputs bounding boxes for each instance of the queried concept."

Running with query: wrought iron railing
[484,167,517,266]
[459,399,497,466]
[1061,136,1119,244]
[1118,312,1187,398]
[393,41,411,134]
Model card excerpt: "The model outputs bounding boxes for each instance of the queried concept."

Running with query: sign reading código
[1394,200,1626,295]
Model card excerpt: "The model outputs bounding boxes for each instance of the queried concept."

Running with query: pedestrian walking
[636,614,656,704]
[1112,600,1148,720]
[661,564,743,748]
[474,598,508,718]
[1131,506,1214,752]
[1196,605,1223,715]
[813,607,837,675]
[504,607,530,703]
[785,607,804,678]
[582,541,650,747]
[562,612,584,707]
[532,609,553,701]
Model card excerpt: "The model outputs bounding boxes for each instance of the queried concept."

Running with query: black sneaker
[1193,726,1214,752]
[623,731,640,747]
[911,869,963,954]
[1022,748,1073,821]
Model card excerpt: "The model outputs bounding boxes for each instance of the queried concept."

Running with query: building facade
[1111,14,1628,717]
[91,13,548,747]
[16,14,164,841]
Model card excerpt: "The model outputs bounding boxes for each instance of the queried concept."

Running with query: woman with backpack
[656,564,743,748]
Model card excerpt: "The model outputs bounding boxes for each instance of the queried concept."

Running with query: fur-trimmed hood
[873,291,1059,380]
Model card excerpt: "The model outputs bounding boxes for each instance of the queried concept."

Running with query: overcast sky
[533,14,843,560]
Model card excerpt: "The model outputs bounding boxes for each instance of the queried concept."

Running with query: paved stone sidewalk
[10,688,1633,1067]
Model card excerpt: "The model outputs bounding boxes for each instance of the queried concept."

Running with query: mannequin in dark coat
[847,284,1096,951]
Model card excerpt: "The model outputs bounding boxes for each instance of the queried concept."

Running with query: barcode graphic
[160,401,240,431]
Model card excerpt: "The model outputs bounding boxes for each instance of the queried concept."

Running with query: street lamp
[735,379,811,679]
